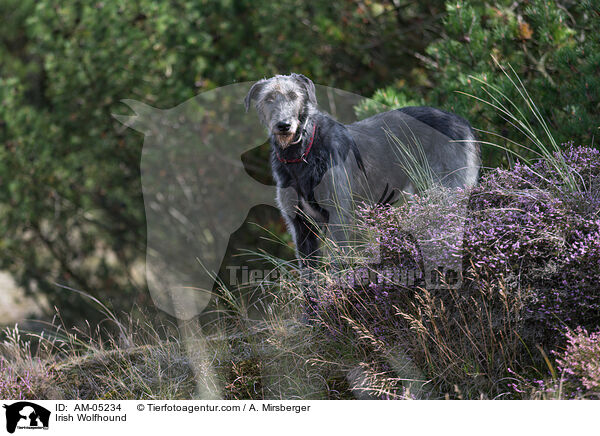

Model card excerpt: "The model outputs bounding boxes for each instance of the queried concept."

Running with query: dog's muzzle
[273,122,300,148]
[273,118,308,148]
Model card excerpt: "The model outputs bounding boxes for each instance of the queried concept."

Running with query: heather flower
[0,357,34,400]
[554,327,600,397]
[312,144,600,398]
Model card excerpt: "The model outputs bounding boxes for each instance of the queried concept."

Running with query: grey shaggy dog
[245,73,480,270]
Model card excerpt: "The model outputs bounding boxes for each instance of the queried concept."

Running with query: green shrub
[0,0,446,323]
[373,0,600,167]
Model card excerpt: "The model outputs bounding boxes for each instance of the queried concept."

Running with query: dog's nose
[276,122,291,132]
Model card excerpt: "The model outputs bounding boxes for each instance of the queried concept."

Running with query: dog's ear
[292,73,317,106]
[244,79,266,112]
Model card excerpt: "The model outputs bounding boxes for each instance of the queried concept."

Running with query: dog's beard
[274,131,297,149]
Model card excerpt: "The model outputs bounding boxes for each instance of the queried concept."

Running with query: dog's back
[345,106,480,200]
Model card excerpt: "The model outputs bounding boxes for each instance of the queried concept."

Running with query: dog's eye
[288,92,298,100]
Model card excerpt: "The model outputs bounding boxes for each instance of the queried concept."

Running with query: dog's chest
[275,161,329,223]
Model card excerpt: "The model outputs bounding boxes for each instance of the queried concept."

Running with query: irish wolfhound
[245,73,480,269]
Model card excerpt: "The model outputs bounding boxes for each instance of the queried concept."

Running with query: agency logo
[2,402,50,433]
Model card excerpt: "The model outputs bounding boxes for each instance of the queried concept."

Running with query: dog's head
[245,73,317,148]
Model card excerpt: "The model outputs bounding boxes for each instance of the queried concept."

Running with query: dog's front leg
[276,186,321,316]
[275,186,321,267]
[292,214,321,268]
[291,213,323,319]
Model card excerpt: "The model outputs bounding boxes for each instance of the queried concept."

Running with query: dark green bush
[0,0,447,323]
[371,0,600,167]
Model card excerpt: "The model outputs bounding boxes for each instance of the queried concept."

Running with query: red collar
[276,123,317,164]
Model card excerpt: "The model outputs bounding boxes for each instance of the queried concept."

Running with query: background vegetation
[0,0,448,323]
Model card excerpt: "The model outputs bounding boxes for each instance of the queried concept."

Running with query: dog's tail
[376,183,399,206]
